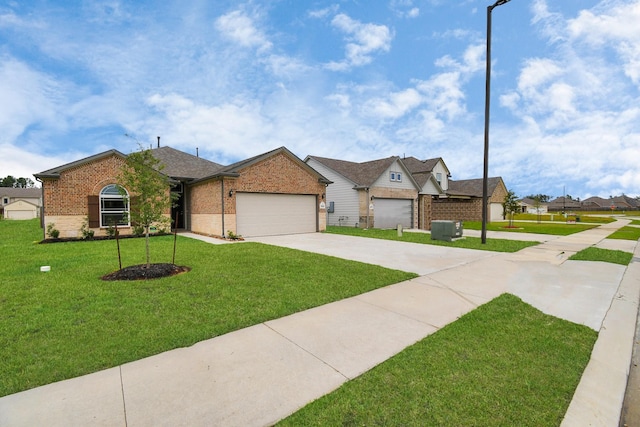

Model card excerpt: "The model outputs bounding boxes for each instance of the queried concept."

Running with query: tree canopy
[117,147,176,267]
[1,176,36,188]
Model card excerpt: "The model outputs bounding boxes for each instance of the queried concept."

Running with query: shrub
[46,223,60,239]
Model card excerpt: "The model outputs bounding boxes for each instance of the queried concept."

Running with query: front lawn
[0,219,416,397]
[279,294,597,426]
[463,221,598,235]
[326,226,538,252]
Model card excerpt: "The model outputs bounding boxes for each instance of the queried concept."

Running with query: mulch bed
[102,263,190,281]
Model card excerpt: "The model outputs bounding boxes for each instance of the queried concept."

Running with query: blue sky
[1,0,639,200]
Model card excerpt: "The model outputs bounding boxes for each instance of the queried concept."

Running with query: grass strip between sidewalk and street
[607,225,640,241]
[0,219,416,397]
[463,220,598,235]
[569,247,634,265]
[278,293,597,427]
[325,226,538,252]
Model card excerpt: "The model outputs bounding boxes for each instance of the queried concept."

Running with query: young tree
[532,195,543,223]
[118,146,176,268]
[503,190,519,227]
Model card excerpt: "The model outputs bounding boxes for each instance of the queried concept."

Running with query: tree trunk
[145,225,151,268]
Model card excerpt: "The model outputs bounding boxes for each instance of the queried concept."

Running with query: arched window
[100,184,129,227]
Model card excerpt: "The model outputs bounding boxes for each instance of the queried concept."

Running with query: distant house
[547,197,582,212]
[305,155,419,229]
[519,197,549,214]
[307,154,508,229]
[581,196,610,210]
[0,187,42,220]
[35,146,331,239]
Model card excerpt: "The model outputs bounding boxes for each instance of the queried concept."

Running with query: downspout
[221,179,225,238]
[36,177,45,240]
[366,187,370,229]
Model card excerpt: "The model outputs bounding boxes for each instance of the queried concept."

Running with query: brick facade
[189,152,327,237]
[40,154,131,238]
[432,198,483,223]
[356,187,419,229]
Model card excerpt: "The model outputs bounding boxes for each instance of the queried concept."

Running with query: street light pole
[481,0,512,244]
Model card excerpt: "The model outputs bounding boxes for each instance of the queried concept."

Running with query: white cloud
[0,57,67,141]
[325,14,393,70]
[215,9,272,53]
[308,5,340,19]
[567,1,640,85]
[364,88,422,119]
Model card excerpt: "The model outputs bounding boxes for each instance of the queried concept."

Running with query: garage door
[236,193,317,237]
[374,198,412,229]
[6,210,36,220]
[490,202,504,221]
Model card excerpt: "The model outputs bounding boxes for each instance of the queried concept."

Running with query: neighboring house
[519,197,549,214]
[581,196,610,210]
[307,153,507,230]
[305,155,419,229]
[548,197,582,212]
[400,157,449,229]
[441,177,509,222]
[35,146,331,239]
[0,187,42,219]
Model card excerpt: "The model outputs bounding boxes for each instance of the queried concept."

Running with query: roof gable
[35,149,126,179]
[197,147,332,184]
[306,155,399,187]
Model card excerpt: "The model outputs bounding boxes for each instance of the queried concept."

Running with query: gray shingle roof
[35,147,223,181]
[307,155,397,187]
[447,177,503,197]
[150,146,223,180]
[35,149,126,179]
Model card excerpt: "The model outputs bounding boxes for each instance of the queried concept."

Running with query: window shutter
[88,195,99,227]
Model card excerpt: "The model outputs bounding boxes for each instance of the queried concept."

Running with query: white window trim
[389,171,402,182]
[100,184,130,228]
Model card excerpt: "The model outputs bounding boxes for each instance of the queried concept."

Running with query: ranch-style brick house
[35,145,331,239]
[306,154,507,230]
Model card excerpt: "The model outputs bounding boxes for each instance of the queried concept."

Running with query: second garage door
[236,193,317,237]
[374,198,413,229]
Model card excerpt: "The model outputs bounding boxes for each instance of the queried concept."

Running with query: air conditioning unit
[431,220,463,242]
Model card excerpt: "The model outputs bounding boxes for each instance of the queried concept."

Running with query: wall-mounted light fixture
[370,195,375,201]
[228,189,234,197]
[321,193,325,200]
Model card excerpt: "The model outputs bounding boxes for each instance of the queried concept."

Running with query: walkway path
[0,220,638,426]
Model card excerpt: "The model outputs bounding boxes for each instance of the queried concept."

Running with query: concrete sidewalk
[1,221,638,426]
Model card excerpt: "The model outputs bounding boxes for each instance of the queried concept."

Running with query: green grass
[514,213,615,224]
[0,219,416,397]
[325,226,538,252]
[630,220,640,226]
[463,221,598,235]
[607,226,640,241]
[278,294,597,427]
[569,247,634,265]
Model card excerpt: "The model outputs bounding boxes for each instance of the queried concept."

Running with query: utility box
[431,220,463,242]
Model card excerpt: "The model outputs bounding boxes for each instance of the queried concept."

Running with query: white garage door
[490,202,504,221]
[5,209,36,220]
[374,198,412,229]
[236,193,317,237]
